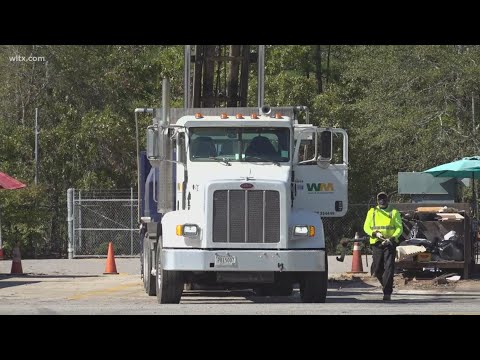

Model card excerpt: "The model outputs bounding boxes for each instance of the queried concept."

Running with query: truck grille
[212,190,280,243]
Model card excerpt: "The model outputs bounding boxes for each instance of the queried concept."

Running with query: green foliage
[0,45,184,258]
[0,186,52,257]
[1,44,480,258]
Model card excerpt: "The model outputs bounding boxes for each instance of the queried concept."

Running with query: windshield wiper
[210,157,231,166]
[245,156,280,166]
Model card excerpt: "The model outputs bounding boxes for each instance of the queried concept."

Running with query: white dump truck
[137,85,348,304]
[136,46,348,304]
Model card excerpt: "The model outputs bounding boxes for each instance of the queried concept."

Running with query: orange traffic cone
[104,242,118,275]
[10,244,23,274]
[347,232,367,274]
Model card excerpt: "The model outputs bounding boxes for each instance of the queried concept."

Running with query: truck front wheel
[300,271,327,303]
[300,252,328,303]
[155,240,184,304]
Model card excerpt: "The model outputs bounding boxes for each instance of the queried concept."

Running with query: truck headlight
[294,225,315,237]
[176,224,199,237]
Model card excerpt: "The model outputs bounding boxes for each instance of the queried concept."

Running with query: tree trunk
[314,45,323,94]
[227,45,241,107]
[192,45,203,108]
[326,45,331,86]
[239,45,250,107]
[202,46,216,108]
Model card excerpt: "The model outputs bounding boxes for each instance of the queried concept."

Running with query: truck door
[292,128,348,217]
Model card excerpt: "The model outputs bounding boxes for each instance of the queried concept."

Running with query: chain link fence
[323,204,371,255]
[64,188,480,265]
[66,187,370,258]
[67,188,140,258]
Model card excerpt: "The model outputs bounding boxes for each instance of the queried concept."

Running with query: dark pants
[371,242,396,296]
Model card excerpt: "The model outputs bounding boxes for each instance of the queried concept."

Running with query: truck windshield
[189,127,290,163]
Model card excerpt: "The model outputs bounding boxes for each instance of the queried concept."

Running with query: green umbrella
[423,156,480,217]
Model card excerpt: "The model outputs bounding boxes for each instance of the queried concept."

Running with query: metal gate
[67,188,140,258]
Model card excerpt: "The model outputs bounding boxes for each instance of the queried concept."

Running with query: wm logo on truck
[306,182,334,193]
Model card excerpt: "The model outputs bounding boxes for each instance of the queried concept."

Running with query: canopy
[423,156,480,179]
[0,172,26,249]
[0,172,26,190]
[423,156,480,217]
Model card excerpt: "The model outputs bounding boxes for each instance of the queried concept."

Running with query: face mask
[378,199,388,208]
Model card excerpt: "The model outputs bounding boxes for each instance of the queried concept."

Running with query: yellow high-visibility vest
[363,206,403,245]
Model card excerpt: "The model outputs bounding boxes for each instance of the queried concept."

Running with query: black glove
[382,238,397,247]
[381,239,392,247]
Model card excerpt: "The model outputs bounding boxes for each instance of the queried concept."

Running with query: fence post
[131,187,134,256]
[67,188,74,259]
[78,189,82,250]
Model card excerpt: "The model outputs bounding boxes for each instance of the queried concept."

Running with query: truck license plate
[215,254,237,267]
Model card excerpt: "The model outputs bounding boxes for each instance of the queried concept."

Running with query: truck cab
[140,106,348,303]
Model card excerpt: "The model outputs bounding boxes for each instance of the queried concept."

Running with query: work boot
[382,294,391,301]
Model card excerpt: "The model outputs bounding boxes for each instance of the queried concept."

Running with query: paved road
[0,273,479,315]
[0,257,479,314]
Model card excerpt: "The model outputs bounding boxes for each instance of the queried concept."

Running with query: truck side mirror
[319,130,332,161]
[176,132,185,163]
[147,125,169,161]
[158,127,169,160]
[147,125,159,160]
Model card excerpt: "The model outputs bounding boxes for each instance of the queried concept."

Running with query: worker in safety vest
[363,192,403,301]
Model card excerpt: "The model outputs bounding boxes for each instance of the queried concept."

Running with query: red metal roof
[0,172,26,190]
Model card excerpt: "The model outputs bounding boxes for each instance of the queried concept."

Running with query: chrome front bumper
[162,249,325,272]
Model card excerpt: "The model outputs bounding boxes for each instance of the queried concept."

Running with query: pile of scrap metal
[396,207,465,262]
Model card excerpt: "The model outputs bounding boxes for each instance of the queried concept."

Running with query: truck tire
[143,235,156,296]
[300,271,327,303]
[155,240,184,304]
[300,252,328,303]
